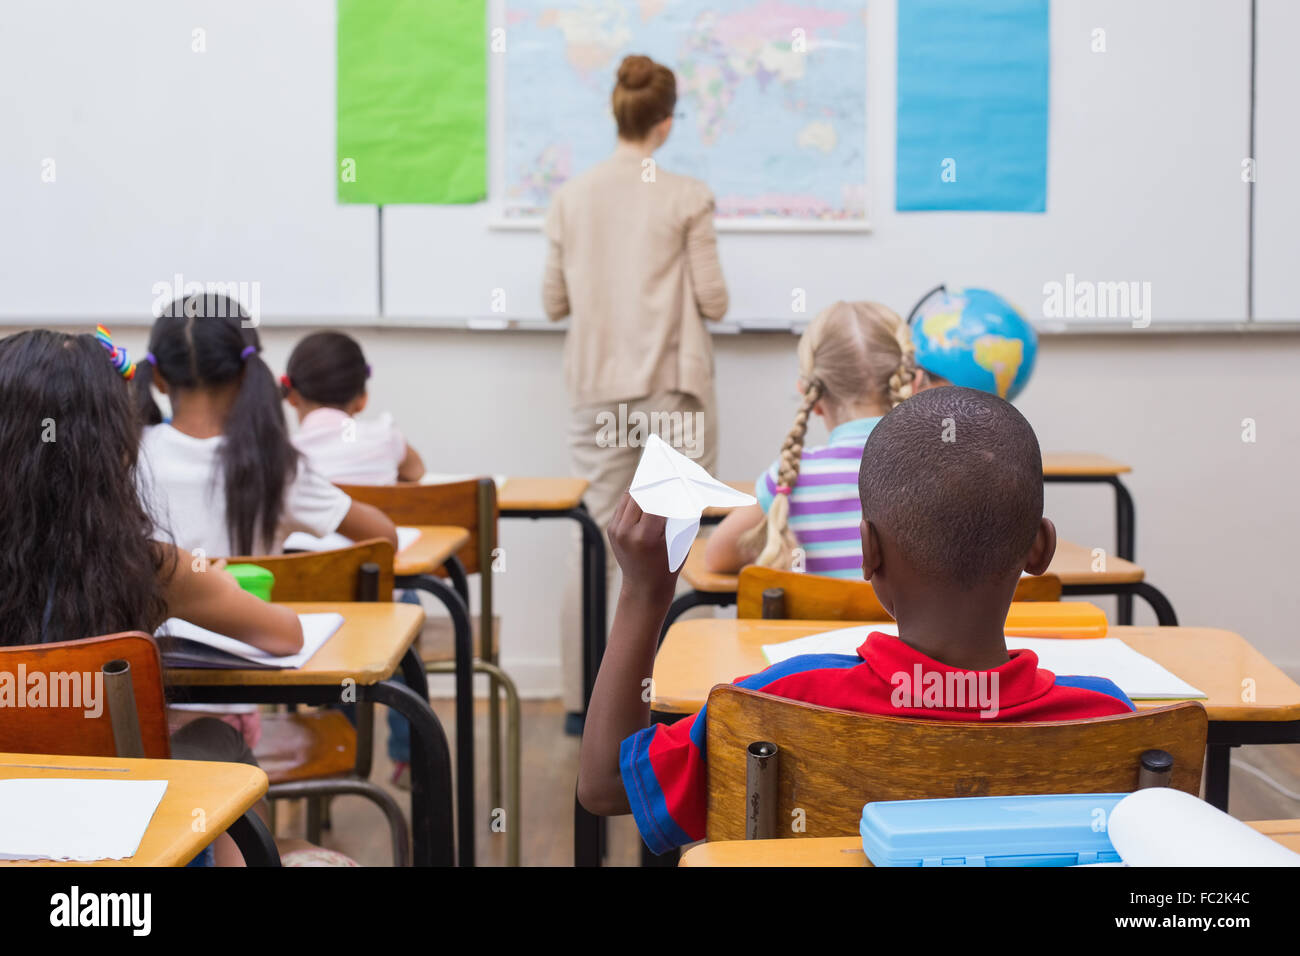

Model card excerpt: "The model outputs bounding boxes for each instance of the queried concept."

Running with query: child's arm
[159,546,304,656]
[396,442,425,482]
[336,500,399,548]
[702,503,765,572]
[577,494,681,816]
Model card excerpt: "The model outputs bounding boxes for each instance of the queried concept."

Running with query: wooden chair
[0,633,278,864]
[338,479,521,866]
[227,539,410,865]
[736,565,1062,621]
[704,684,1208,843]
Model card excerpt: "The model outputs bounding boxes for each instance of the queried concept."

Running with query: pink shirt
[292,407,408,485]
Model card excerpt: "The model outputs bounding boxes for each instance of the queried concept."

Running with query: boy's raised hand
[609,492,680,605]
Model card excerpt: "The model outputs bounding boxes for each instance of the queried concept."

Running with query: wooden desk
[1042,452,1137,623]
[393,526,470,577]
[679,820,1300,867]
[664,535,1177,634]
[495,477,604,868]
[498,477,588,512]
[654,618,1300,810]
[0,753,270,867]
[168,602,454,867]
[1042,453,1131,477]
[713,457,1140,621]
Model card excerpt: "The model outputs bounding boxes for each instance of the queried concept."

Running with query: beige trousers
[560,388,718,711]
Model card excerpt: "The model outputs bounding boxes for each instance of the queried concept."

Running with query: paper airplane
[628,434,757,571]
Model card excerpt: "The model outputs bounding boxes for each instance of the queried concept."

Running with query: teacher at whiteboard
[542,53,729,725]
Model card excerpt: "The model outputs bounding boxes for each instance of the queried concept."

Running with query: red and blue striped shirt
[620,631,1135,854]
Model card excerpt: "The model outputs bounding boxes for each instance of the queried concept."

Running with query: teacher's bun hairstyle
[612,54,676,141]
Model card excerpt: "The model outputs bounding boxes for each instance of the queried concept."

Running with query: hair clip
[94,324,136,380]
[774,484,792,495]
[365,364,372,379]
[279,375,293,391]
[143,351,157,366]
[240,345,258,361]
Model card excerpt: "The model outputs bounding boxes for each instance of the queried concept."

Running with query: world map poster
[503,0,868,227]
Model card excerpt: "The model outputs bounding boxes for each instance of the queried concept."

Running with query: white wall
[70,322,1298,693]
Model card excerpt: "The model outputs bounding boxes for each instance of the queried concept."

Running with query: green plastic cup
[225,563,275,602]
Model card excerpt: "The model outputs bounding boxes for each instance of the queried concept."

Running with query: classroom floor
[272,695,1300,867]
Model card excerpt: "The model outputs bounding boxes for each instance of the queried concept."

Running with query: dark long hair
[0,330,171,646]
[135,294,298,555]
[284,331,369,407]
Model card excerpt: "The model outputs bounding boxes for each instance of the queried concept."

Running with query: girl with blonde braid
[704,301,917,577]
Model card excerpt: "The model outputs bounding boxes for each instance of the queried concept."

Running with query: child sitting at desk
[0,328,319,865]
[704,300,916,578]
[281,331,425,485]
[577,387,1134,854]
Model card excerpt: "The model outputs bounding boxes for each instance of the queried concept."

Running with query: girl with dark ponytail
[134,294,397,556]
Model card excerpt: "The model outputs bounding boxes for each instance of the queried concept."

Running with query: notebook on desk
[282,526,422,554]
[154,613,343,670]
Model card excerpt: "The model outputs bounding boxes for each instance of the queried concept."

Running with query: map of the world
[503,0,868,225]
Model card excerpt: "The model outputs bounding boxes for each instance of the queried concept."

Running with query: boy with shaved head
[578,387,1133,855]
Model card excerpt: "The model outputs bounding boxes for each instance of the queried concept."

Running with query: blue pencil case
[860,794,1126,867]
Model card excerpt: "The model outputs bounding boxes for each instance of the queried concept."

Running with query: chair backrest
[228,539,395,602]
[736,566,1062,621]
[337,479,497,577]
[0,632,171,759]
[339,479,498,637]
[703,684,1207,842]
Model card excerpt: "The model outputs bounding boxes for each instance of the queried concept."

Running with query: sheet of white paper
[762,624,898,665]
[628,434,756,571]
[1108,788,1300,866]
[0,778,167,861]
[1006,637,1206,700]
[283,526,421,553]
[762,627,1205,700]
[156,613,343,669]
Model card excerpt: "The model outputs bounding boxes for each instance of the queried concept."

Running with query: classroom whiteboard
[0,0,1265,328]
[384,0,1253,326]
[1253,0,1300,323]
[0,0,377,322]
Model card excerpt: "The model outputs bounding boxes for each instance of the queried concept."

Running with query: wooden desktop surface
[680,535,1143,593]
[679,820,1300,867]
[653,619,1300,723]
[393,525,470,577]
[498,477,589,512]
[166,602,424,688]
[0,752,267,867]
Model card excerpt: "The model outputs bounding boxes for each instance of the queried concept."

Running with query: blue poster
[896,0,1049,212]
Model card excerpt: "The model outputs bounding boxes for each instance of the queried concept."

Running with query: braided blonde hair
[737,301,915,570]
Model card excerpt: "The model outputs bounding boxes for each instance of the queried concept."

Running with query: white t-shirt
[291,407,408,486]
[138,423,352,557]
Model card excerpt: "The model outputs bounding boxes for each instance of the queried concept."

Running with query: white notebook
[1108,789,1300,866]
[155,612,344,670]
[0,778,167,861]
[761,626,1205,700]
[283,526,422,554]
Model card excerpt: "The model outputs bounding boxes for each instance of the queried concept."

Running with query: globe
[907,286,1037,400]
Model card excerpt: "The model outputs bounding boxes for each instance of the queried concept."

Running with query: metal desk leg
[570,504,608,866]
[1108,476,1137,625]
[370,660,455,867]
[659,590,738,648]
[396,567,475,867]
[227,809,281,867]
[1204,742,1233,811]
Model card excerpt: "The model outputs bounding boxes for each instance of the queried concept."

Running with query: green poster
[337,0,486,204]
